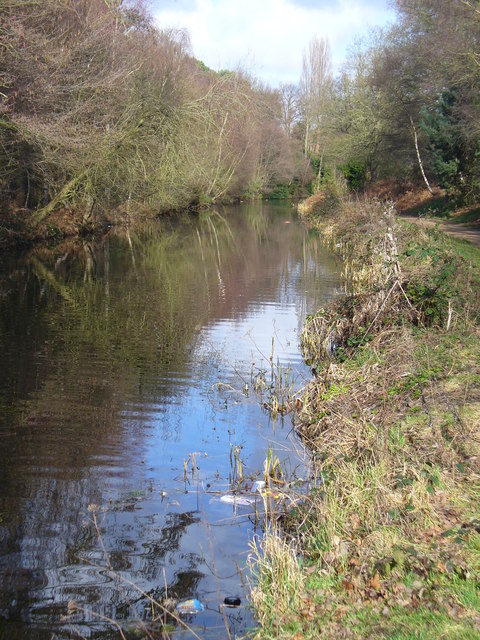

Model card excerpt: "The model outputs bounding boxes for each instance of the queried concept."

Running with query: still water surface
[0,201,341,639]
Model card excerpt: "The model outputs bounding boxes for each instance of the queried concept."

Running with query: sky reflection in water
[0,201,341,639]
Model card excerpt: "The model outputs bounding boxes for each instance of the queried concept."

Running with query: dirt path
[399,214,480,248]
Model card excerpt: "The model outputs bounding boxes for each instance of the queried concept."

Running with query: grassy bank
[249,190,480,639]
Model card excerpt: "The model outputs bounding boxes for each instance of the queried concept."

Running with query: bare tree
[0,0,303,222]
[299,36,332,159]
[278,83,299,137]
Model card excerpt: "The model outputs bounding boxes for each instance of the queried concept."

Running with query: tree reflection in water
[0,201,341,638]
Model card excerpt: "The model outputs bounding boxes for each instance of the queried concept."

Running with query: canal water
[0,201,341,639]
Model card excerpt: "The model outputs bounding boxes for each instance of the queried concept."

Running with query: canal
[0,201,341,639]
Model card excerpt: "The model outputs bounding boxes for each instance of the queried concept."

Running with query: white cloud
[152,0,396,86]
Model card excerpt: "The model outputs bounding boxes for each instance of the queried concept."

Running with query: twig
[358,281,399,347]
[67,604,128,640]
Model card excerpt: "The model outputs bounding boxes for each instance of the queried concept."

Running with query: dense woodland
[293,0,480,203]
[1,0,479,230]
[0,0,304,226]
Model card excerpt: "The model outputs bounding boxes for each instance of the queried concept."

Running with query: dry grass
[251,190,480,639]
[296,322,480,553]
[249,528,305,637]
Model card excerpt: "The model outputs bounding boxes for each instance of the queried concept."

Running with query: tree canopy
[2,0,479,230]
[294,0,480,202]
[0,0,304,225]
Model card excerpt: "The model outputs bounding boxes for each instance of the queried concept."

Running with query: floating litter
[251,480,266,493]
[220,494,255,506]
[223,596,241,607]
[176,599,204,615]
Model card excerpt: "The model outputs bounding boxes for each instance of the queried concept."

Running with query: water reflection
[0,201,341,638]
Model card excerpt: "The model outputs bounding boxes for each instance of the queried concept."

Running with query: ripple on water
[0,201,341,639]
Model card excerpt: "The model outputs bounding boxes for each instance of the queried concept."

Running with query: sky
[150,0,397,87]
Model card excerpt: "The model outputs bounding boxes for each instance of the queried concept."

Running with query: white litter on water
[251,480,266,493]
[220,494,256,506]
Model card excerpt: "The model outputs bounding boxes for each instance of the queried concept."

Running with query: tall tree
[278,83,299,138]
[299,36,332,163]
[393,0,480,199]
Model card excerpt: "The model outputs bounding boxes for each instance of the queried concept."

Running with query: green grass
[404,196,456,219]
[300,554,480,639]
[271,559,480,639]
[403,196,480,225]
[444,233,480,265]
[376,608,479,640]
[453,208,480,224]
[250,193,480,640]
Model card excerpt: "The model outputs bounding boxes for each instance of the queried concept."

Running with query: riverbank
[0,200,200,250]
[0,194,282,251]
[0,204,106,250]
[249,190,480,639]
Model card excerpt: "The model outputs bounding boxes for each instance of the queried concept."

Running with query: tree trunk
[30,173,85,227]
[410,115,433,194]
